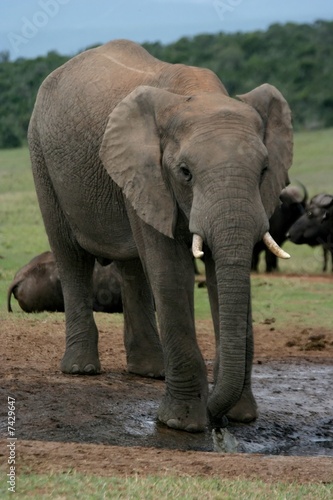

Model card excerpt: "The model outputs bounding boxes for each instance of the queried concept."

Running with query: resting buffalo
[288,193,333,272]
[7,251,123,313]
[252,184,307,272]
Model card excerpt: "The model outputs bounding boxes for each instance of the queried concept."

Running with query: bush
[0,116,22,148]
[0,21,333,149]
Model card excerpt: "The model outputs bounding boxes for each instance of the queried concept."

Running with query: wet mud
[2,356,332,457]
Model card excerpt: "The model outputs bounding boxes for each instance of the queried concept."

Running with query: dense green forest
[0,20,332,148]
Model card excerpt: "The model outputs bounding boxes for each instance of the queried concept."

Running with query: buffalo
[288,193,333,272]
[252,184,307,272]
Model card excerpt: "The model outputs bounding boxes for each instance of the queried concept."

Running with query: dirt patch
[1,297,333,483]
[257,273,333,284]
[1,440,332,484]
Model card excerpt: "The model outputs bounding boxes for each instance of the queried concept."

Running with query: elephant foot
[126,344,165,379]
[127,361,165,379]
[61,347,101,375]
[227,388,258,423]
[157,393,207,432]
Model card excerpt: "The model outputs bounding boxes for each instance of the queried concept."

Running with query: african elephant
[28,39,293,432]
[7,251,123,313]
[251,184,307,272]
[288,193,333,271]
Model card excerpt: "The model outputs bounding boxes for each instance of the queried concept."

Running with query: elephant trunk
[190,195,266,426]
[208,255,252,423]
[209,222,254,423]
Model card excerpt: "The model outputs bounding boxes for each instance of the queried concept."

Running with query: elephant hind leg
[30,141,100,375]
[59,247,100,375]
[116,259,164,378]
[49,233,100,376]
[50,230,100,375]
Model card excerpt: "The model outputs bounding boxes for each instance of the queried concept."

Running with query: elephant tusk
[192,234,204,259]
[263,232,291,259]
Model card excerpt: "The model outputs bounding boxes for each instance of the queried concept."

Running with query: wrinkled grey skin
[288,193,333,272]
[252,184,307,272]
[28,39,293,431]
[7,251,123,313]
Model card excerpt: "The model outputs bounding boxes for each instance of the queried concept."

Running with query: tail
[7,282,16,312]
[7,276,22,312]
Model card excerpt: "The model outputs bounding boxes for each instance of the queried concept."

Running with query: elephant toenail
[185,423,203,433]
[166,419,180,429]
[71,364,79,374]
[84,364,96,374]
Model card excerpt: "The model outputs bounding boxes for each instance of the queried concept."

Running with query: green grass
[193,271,333,328]
[0,147,48,298]
[291,128,333,197]
[1,472,332,499]
[251,275,333,329]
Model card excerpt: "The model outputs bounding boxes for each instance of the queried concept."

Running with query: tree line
[0,20,332,148]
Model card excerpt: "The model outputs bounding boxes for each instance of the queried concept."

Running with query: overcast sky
[1,0,333,60]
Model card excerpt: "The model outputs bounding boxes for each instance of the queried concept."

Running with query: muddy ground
[1,274,333,483]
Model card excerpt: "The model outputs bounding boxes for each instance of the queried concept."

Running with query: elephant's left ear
[99,86,179,238]
[237,84,293,219]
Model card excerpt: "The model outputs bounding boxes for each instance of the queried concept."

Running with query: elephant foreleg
[115,259,164,378]
[124,207,208,431]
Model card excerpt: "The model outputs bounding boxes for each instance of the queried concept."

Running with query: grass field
[1,473,332,499]
[1,129,333,497]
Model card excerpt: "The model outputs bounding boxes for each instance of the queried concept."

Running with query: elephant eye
[307,210,313,218]
[180,165,192,182]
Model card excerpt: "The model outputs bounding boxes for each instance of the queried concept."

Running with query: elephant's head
[99,84,293,424]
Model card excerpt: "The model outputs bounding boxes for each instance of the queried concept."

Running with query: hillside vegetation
[0,21,332,148]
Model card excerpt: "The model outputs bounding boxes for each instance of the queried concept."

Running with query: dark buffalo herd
[252,185,333,273]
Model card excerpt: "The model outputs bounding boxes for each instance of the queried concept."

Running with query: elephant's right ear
[99,86,178,238]
[237,84,293,220]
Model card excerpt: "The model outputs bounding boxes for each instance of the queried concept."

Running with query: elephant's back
[36,40,162,106]
[95,39,164,74]
[32,40,163,145]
